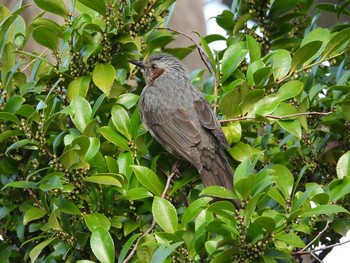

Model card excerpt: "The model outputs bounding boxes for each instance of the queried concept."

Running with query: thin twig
[292,240,350,256]
[122,171,176,263]
[220,111,331,123]
[301,220,330,252]
[155,27,219,113]
[310,251,322,263]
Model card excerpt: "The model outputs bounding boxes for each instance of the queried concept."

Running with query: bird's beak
[129,59,146,69]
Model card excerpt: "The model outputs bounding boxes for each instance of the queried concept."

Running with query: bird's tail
[200,148,235,192]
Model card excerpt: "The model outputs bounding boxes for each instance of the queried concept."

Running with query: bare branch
[292,240,350,256]
[220,111,331,123]
[123,171,176,263]
[301,220,330,252]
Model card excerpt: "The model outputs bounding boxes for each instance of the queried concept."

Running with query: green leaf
[29,238,56,263]
[23,207,47,225]
[85,137,100,161]
[5,139,39,156]
[152,196,178,233]
[200,186,237,199]
[56,198,81,215]
[32,26,59,51]
[131,165,164,197]
[151,242,183,263]
[222,122,241,145]
[92,63,116,96]
[246,35,261,62]
[116,93,140,109]
[84,213,111,232]
[268,187,286,208]
[39,174,63,191]
[275,233,305,248]
[117,152,134,183]
[124,188,153,200]
[0,112,20,124]
[90,227,115,263]
[85,175,122,187]
[118,234,142,263]
[77,0,106,15]
[322,27,350,59]
[254,216,276,233]
[336,151,350,179]
[247,60,265,86]
[271,164,294,199]
[328,178,350,202]
[235,173,255,200]
[181,197,212,226]
[67,75,91,101]
[290,41,322,72]
[301,204,349,217]
[70,95,92,133]
[241,89,265,115]
[34,0,67,17]
[3,95,25,113]
[221,43,247,82]
[301,28,330,63]
[229,142,254,162]
[270,49,292,81]
[2,181,38,190]
[111,105,132,140]
[100,126,130,151]
[276,80,304,101]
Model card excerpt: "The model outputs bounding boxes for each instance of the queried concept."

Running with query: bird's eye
[151,63,157,69]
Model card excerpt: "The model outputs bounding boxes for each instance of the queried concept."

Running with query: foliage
[0,0,350,262]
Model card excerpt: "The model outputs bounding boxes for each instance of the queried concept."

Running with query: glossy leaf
[29,238,56,263]
[99,126,130,151]
[92,63,116,96]
[85,175,122,187]
[32,26,59,51]
[200,186,237,199]
[150,242,183,263]
[152,196,178,233]
[336,151,350,179]
[270,49,291,80]
[271,164,294,199]
[34,0,67,17]
[84,213,110,232]
[301,204,349,217]
[181,197,212,226]
[67,75,91,101]
[322,27,350,59]
[70,95,92,133]
[290,41,322,72]
[23,207,47,225]
[221,43,247,82]
[131,165,164,197]
[90,227,115,263]
[111,105,132,140]
[77,0,106,15]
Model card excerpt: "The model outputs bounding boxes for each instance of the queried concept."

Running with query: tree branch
[122,171,176,263]
[220,111,331,123]
[301,220,330,252]
[292,239,350,256]
[155,27,219,113]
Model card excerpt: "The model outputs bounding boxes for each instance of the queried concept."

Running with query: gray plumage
[130,53,234,192]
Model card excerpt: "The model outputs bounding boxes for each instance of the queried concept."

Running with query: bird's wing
[193,98,229,148]
[142,106,202,169]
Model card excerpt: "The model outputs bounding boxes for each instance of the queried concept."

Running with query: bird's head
[129,53,189,84]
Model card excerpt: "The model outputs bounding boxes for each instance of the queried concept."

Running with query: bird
[129,53,235,195]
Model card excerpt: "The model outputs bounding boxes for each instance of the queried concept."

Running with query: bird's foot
[171,160,182,178]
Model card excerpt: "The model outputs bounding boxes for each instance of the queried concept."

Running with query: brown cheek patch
[150,68,164,82]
